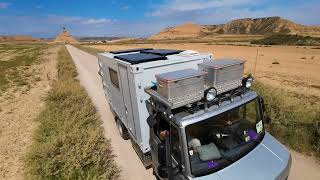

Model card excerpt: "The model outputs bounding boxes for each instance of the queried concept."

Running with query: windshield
[186,99,264,177]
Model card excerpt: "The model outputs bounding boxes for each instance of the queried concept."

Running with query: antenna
[253,48,259,77]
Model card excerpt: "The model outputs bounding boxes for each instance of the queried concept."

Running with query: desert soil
[90,43,320,100]
[68,45,320,180]
[0,46,59,179]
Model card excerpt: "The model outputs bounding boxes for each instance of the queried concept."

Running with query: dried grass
[25,46,120,179]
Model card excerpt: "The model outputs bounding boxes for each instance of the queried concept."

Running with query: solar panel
[114,53,167,64]
[110,48,153,54]
[141,49,183,56]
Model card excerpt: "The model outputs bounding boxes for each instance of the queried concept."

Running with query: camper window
[109,68,120,89]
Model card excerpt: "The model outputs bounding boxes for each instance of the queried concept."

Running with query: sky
[0,0,319,38]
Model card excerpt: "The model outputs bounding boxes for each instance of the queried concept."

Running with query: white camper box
[97,49,212,155]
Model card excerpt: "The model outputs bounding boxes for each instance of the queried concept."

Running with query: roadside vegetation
[74,44,105,55]
[253,82,320,157]
[0,44,50,93]
[26,46,119,179]
[80,36,264,46]
[251,34,320,46]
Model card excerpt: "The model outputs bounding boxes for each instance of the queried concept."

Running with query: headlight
[245,78,253,88]
[205,88,217,101]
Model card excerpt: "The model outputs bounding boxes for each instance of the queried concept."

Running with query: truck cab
[147,89,291,180]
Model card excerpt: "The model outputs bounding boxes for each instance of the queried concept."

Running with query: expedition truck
[97,48,291,180]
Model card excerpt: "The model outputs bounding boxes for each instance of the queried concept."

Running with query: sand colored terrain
[0,46,59,179]
[151,17,320,40]
[90,44,320,99]
[0,35,40,42]
[53,28,79,44]
[150,23,205,39]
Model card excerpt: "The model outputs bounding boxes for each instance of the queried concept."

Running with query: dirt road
[66,45,154,180]
[66,45,320,180]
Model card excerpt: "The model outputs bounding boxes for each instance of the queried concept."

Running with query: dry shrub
[253,81,320,157]
[73,45,105,56]
[26,46,120,179]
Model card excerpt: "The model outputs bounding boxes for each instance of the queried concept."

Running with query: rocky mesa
[150,16,320,39]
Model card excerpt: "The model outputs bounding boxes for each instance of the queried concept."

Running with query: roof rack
[145,85,248,113]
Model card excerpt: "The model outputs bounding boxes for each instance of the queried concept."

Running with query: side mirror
[157,143,166,165]
[259,96,266,113]
[259,96,271,124]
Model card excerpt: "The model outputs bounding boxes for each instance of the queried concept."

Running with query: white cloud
[0,15,121,37]
[0,0,319,38]
[81,18,113,25]
[146,0,320,26]
[0,2,10,9]
[148,0,256,17]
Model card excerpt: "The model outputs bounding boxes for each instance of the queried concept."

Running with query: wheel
[116,118,130,140]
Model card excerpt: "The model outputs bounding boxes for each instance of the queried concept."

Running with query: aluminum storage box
[156,69,204,108]
[198,59,244,94]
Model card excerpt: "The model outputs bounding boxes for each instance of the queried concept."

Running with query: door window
[171,125,181,164]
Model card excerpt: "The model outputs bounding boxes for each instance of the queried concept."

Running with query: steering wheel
[209,124,244,149]
[209,126,230,150]
[225,123,246,144]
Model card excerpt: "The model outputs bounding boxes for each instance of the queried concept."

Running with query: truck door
[170,125,186,180]
[149,116,186,180]
[118,64,136,138]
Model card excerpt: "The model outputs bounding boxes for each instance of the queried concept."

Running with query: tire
[116,118,130,140]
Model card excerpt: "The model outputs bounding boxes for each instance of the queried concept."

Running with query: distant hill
[53,27,79,44]
[150,16,320,39]
[0,35,40,42]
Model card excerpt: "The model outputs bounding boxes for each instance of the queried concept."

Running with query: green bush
[26,46,120,179]
[251,34,320,46]
[253,81,320,156]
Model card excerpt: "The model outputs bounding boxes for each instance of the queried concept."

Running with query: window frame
[170,124,183,165]
[108,67,120,89]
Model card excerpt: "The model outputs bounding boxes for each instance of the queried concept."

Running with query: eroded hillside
[151,17,320,39]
